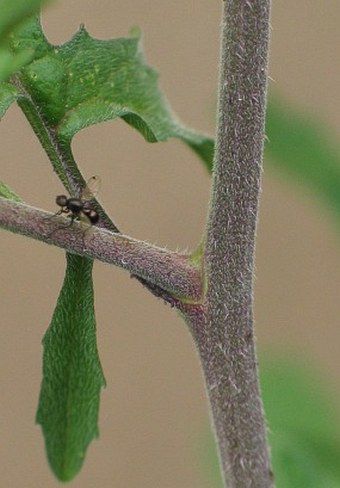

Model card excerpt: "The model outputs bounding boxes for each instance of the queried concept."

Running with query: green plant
[3,1,340,486]
[0,1,271,484]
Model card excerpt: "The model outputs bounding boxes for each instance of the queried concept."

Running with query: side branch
[0,198,201,301]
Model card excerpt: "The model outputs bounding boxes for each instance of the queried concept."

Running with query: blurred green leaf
[269,431,340,488]
[7,16,213,168]
[260,358,337,436]
[0,0,46,40]
[203,358,340,488]
[36,254,105,482]
[0,46,34,83]
[265,97,340,216]
[260,357,340,488]
[200,434,223,488]
[0,0,48,82]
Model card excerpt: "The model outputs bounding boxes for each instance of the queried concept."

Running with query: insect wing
[78,211,96,240]
[80,175,101,201]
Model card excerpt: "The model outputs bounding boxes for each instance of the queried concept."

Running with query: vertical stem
[188,1,272,486]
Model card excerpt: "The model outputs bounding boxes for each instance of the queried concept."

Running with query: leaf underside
[36,254,105,481]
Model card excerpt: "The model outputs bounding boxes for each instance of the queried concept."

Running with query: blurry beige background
[1,1,340,486]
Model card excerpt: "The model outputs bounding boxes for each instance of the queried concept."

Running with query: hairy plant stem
[0,198,201,302]
[182,1,273,487]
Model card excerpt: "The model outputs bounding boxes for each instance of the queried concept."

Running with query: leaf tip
[76,23,90,41]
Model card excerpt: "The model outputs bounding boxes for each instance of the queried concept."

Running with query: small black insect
[55,175,101,226]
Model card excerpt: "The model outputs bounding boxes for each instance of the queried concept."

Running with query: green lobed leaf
[265,96,340,216]
[8,16,213,167]
[36,254,105,482]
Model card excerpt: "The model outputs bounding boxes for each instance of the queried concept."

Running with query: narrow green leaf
[265,97,340,216]
[11,17,213,168]
[0,179,22,201]
[0,81,19,118]
[36,254,105,481]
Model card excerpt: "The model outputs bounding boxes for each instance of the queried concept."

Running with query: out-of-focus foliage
[205,358,340,488]
[265,97,340,217]
[261,358,340,488]
[0,0,48,82]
